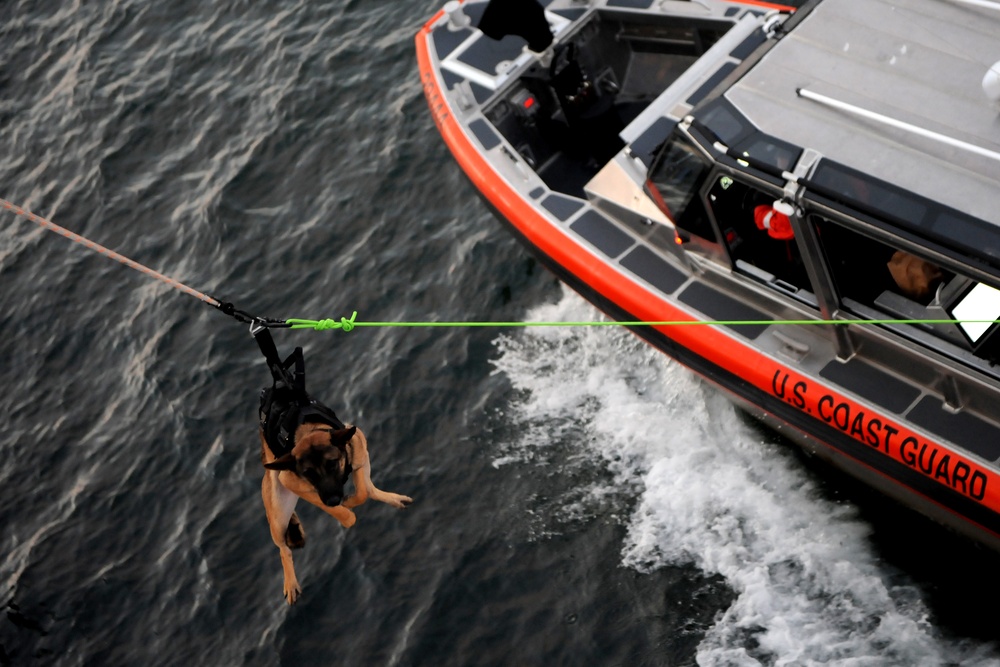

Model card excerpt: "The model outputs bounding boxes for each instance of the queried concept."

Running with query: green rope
[287,313,360,331]
[283,311,997,333]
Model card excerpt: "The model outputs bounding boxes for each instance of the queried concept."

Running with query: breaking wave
[491,286,1000,666]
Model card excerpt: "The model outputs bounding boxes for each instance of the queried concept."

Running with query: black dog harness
[255,328,347,460]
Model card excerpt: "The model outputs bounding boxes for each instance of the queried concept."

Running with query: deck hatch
[909,396,1000,462]
[819,358,919,414]
[570,210,634,258]
[620,245,685,296]
[677,282,769,339]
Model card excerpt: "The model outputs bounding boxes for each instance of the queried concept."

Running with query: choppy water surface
[2,1,1000,665]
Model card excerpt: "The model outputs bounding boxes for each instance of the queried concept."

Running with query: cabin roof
[725,0,1000,227]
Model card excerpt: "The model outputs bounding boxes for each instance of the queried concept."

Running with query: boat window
[697,98,750,145]
[811,215,1000,362]
[812,217,947,307]
[807,159,1000,274]
[693,98,803,173]
[730,134,801,173]
[929,210,1000,267]
[645,135,714,240]
[707,174,815,301]
[809,161,927,224]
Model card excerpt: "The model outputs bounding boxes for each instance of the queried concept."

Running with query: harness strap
[255,326,344,459]
[254,327,305,393]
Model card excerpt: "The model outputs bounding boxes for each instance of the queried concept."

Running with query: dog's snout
[322,493,342,507]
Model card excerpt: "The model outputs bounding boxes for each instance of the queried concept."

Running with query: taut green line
[284,313,994,333]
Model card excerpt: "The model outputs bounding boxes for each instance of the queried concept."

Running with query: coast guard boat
[416,0,1000,549]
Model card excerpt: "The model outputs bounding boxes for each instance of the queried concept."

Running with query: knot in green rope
[286,311,358,332]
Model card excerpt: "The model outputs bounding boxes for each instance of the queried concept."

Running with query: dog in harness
[255,328,412,604]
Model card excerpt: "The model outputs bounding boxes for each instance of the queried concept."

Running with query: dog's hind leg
[262,471,303,604]
[285,512,306,549]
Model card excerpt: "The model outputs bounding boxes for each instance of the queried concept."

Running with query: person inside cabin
[886,250,942,302]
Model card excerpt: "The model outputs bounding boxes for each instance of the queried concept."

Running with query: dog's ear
[264,453,297,471]
[331,425,357,445]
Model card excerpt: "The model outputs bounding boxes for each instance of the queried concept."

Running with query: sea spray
[492,286,1000,665]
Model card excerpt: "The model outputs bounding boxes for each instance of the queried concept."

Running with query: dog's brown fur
[260,423,412,604]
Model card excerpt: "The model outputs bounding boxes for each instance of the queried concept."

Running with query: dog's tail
[285,512,306,549]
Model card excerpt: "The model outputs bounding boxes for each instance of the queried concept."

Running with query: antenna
[797,88,1000,163]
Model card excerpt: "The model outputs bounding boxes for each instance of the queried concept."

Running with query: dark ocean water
[3,1,1000,665]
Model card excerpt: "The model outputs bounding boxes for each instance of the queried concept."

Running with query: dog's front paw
[339,509,357,529]
[284,580,302,605]
[385,493,413,509]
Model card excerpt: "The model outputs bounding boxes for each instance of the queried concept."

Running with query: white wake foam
[492,287,1000,666]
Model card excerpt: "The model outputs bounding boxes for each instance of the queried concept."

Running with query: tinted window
[732,134,801,172]
[810,162,926,223]
[709,176,813,295]
[808,160,1000,275]
[930,211,1000,264]
[814,217,916,305]
[695,98,802,173]
[646,137,713,239]
[805,215,1000,360]
[697,98,749,144]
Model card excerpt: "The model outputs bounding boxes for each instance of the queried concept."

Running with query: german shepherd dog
[257,338,411,604]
